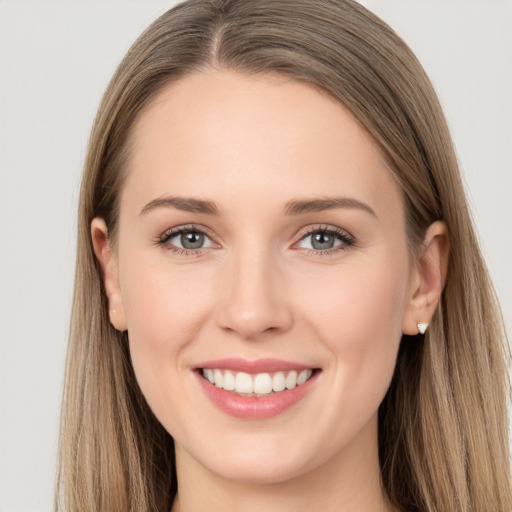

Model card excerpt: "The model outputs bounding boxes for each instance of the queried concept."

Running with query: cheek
[302,258,407,330]
[118,258,220,432]
[288,259,409,448]
[122,264,212,352]
[296,258,408,384]
[117,249,216,396]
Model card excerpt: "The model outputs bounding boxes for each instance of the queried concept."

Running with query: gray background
[1,1,511,511]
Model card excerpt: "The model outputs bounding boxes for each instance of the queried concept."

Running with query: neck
[171,415,395,512]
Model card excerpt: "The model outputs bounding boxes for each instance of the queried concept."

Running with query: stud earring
[417,322,428,335]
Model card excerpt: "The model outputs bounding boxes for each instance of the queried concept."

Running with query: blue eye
[172,231,206,250]
[157,224,354,256]
[160,227,216,252]
[297,227,354,253]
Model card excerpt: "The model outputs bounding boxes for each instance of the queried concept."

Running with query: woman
[55,1,511,511]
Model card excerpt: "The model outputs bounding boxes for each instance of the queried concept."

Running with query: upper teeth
[202,369,313,395]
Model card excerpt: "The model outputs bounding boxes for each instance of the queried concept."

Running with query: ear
[91,217,127,332]
[402,221,449,335]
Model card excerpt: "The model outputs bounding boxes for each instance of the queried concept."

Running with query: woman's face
[104,70,421,484]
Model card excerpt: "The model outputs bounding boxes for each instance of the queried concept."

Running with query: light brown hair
[56,1,511,510]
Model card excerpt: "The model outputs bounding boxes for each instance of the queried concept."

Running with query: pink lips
[196,358,314,374]
[194,358,319,420]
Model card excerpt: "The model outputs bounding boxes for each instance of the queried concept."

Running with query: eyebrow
[284,196,376,217]
[139,195,376,218]
[140,196,221,216]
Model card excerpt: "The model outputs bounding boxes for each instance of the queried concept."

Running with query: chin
[202,452,314,485]
[174,427,329,486]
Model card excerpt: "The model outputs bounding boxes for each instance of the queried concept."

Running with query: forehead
[122,69,403,222]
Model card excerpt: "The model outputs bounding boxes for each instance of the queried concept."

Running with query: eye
[158,226,216,253]
[295,226,354,253]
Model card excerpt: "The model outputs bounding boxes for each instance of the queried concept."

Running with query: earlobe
[91,217,128,332]
[402,221,450,335]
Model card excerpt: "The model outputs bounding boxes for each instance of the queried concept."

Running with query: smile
[195,359,320,419]
[201,368,314,396]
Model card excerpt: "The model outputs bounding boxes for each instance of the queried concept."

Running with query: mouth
[199,368,316,397]
[194,359,321,419]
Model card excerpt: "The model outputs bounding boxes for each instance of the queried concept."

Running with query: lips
[194,358,320,419]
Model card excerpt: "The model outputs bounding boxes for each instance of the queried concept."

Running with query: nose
[215,247,293,340]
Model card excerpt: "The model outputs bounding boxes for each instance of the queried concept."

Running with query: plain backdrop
[0,1,510,511]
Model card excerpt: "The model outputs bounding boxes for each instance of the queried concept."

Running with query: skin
[92,69,448,512]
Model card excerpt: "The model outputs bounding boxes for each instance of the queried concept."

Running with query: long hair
[55,1,511,510]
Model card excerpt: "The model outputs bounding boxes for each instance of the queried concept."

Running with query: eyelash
[156,224,355,257]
